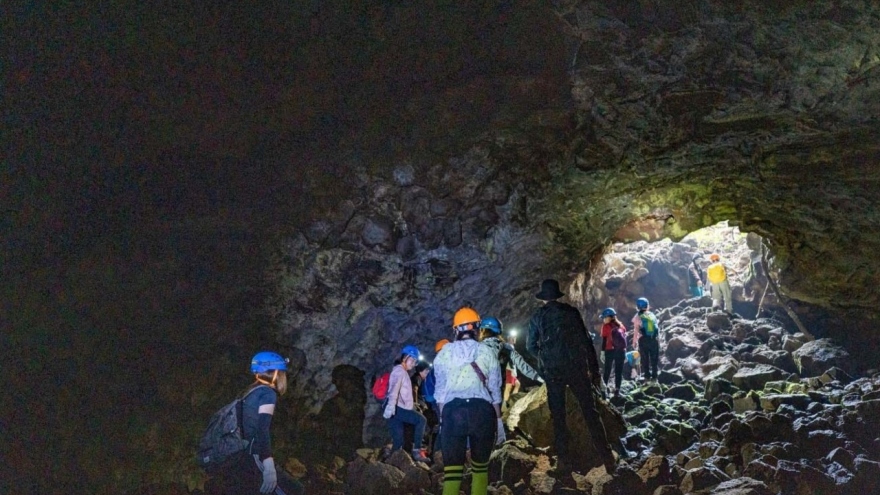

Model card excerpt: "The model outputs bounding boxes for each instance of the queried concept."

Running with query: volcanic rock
[732,364,787,391]
[793,339,853,377]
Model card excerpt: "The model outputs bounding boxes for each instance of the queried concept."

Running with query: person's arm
[486,350,503,407]
[527,312,541,356]
[507,345,543,382]
[434,354,447,414]
[251,387,277,461]
[383,366,403,417]
[575,309,601,379]
[253,388,280,493]
[631,314,642,348]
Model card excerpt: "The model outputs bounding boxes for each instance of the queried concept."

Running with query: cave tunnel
[9,1,880,494]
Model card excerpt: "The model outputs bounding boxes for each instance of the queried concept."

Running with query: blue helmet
[251,352,289,374]
[636,297,650,310]
[601,308,617,318]
[401,345,420,361]
[479,316,503,335]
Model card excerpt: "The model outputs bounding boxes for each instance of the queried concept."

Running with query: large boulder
[507,384,626,470]
[344,457,406,495]
[488,443,538,487]
[732,364,787,391]
[792,339,853,377]
[680,465,729,493]
[666,334,704,364]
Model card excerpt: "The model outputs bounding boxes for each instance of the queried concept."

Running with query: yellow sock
[442,465,463,495]
[470,460,489,495]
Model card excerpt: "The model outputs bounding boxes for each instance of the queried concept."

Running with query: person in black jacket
[527,279,622,474]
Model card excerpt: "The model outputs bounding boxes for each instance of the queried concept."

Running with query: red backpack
[372,371,391,400]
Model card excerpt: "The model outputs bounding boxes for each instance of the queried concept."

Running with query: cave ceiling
[270,0,880,414]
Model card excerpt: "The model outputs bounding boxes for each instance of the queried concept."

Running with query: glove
[495,418,506,445]
[538,377,545,384]
[260,457,278,494]
[383,407,394,419]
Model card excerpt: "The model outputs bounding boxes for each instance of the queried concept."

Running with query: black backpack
[196,385,268,472]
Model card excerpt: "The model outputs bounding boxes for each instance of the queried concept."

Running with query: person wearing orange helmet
[434,307,502,495]
[707,253,734,313]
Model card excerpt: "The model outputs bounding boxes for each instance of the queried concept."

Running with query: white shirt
[434,338,502,406]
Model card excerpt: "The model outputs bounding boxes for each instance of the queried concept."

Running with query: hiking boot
[411,449,431,463]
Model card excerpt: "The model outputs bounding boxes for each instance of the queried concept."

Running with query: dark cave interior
[5,1,880,494]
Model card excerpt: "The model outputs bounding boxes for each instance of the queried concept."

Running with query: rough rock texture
[506,384,627,470]
[264,2,880,450]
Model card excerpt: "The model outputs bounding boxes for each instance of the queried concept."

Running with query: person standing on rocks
[526,279,620,473]
[632,297,661,382]
[434,307,503,495]
[707,253,734,313]
[383,345,431,463]
[599,308,627,397]
[477,316,544,411]
[688,255,706,297]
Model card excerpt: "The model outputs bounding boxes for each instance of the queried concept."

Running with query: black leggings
[603,350,625,390]
[440,398,495,467]
[639,336,660,379]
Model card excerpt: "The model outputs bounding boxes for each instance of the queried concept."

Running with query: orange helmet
[709,253,721,262]
[453,307,481,331]
[434,339,450,353]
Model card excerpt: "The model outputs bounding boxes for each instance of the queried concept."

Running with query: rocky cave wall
[268,0,880,445]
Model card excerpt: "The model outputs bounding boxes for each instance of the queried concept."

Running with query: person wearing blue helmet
[632,298,661,382]
[383,345,430,463]
[478,316,543,412]
[218,351,304,495]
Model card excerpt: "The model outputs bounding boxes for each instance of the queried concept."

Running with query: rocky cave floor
[226,296,880,495]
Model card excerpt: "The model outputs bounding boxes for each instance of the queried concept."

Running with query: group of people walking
[207,257,732,494]
[382,278,649,495]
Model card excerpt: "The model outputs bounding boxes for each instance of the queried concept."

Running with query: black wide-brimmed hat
[535,279,565,300]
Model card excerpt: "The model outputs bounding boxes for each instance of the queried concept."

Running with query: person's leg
[441,400,468,495]
[721,280,733,312]
[388,412,404,451]
[467,401,496,495]
[544,377,570,458]
[649,339,660,379]
[568,372,615,471]
[638,337,650,379]
[603,350,613,387]
[396,408,428,452]
[710,283,722,309]
[613,350,624,391]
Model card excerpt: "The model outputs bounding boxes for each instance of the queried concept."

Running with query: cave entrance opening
[582,221,772,324]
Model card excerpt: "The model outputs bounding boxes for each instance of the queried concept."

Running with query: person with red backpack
[599,308,627,397]
[382,345,430,463]
[632,298,661,382]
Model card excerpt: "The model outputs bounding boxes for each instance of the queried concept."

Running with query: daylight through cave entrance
[567,221,803,389]
[581,221,771,324]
